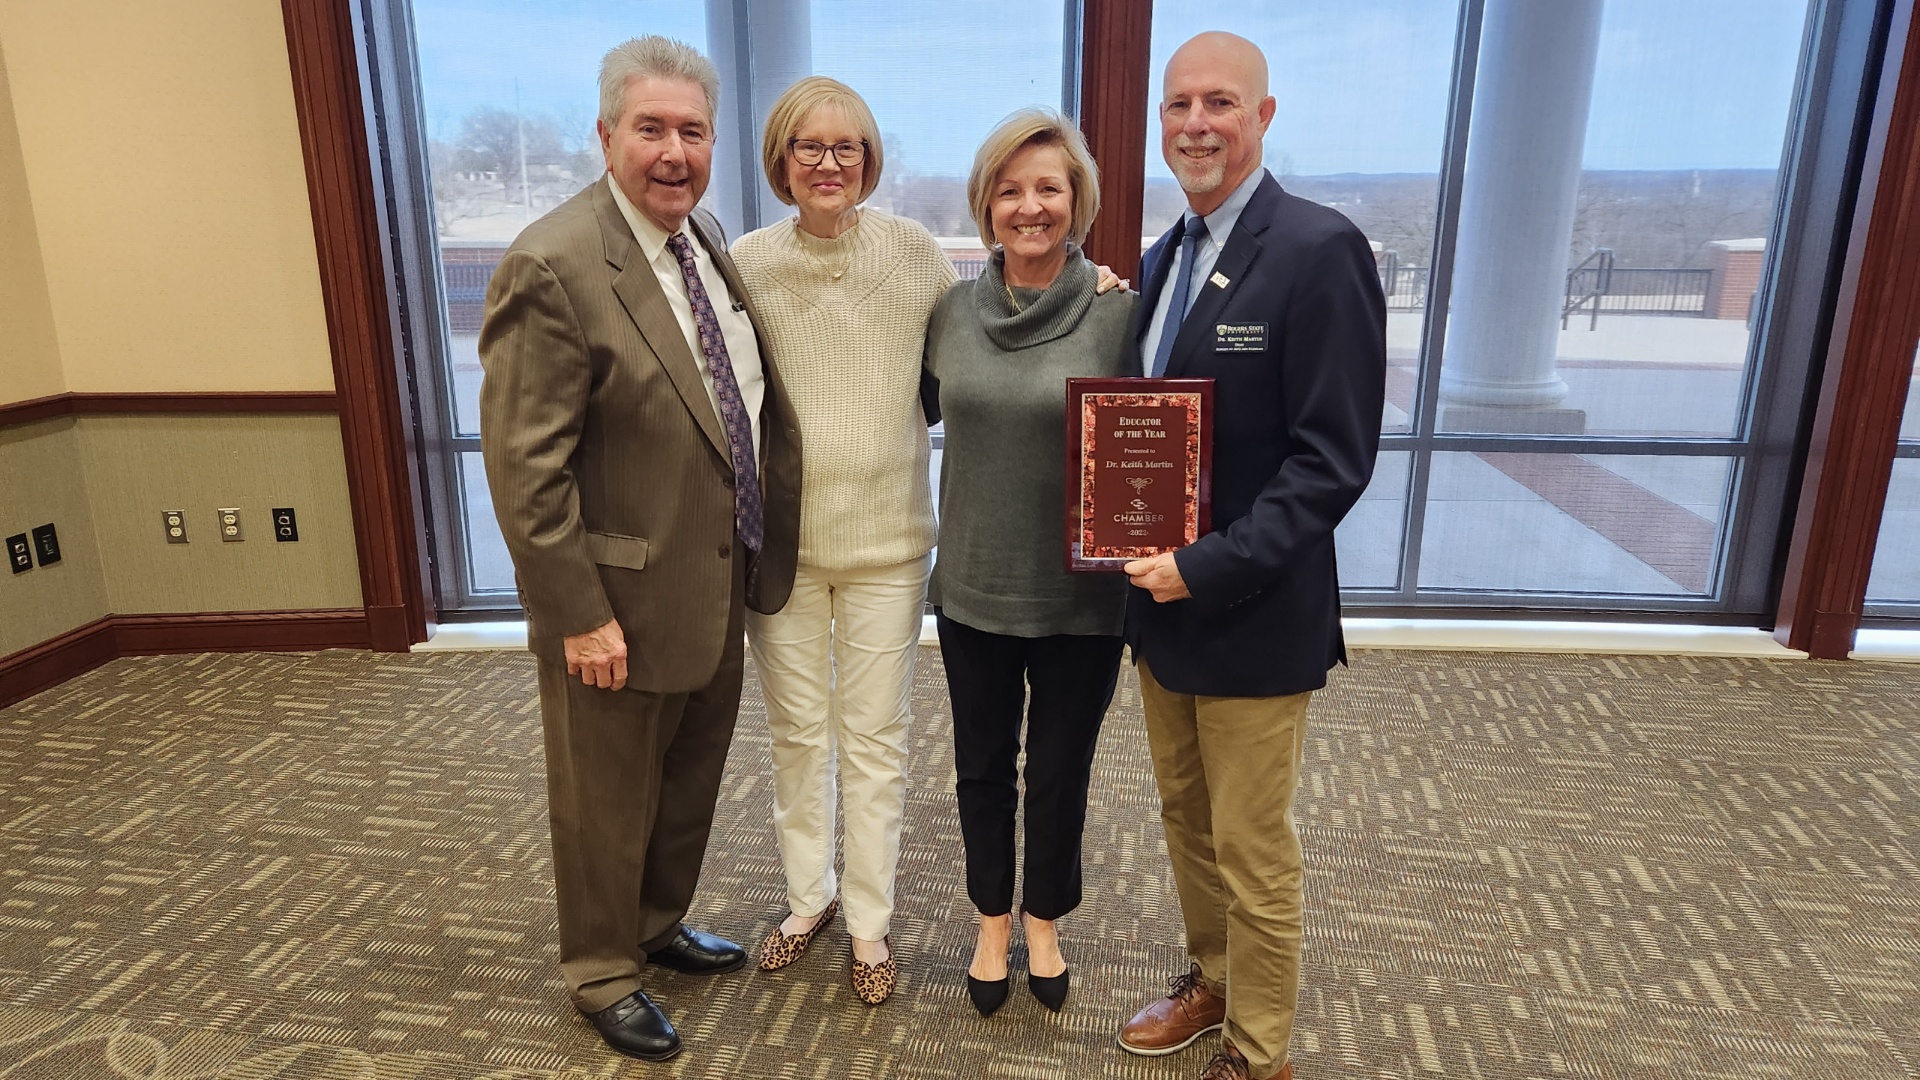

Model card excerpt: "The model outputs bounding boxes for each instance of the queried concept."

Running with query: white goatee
[1170,134,1227,195]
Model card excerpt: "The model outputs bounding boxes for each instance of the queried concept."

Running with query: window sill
[404,618,1920,662]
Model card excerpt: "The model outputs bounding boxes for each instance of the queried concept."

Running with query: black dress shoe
[582,991,680,1061]
[1028,968,1070,1012]
[967,973,1010,1017]
[645,925,747,975]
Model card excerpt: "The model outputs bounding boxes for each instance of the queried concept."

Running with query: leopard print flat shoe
[850,935,896,1005]
[757,899,838,972]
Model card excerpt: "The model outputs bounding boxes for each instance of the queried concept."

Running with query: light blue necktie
[1149,215,1208,378]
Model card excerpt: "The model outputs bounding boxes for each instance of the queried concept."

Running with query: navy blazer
[1125,172,1386,698]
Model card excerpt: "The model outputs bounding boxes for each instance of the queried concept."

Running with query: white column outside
[1439,0,1606,431]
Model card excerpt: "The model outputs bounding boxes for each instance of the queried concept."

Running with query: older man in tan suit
[478,36,799,1064]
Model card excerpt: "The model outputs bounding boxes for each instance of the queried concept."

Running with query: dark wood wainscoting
[0,392,339,428]
[0,609,372,709]
[1,389,384,706]
[0,389,399,705]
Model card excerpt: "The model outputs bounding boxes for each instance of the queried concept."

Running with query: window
[1865,344,1920,613]
[799,0,1067,246]
[1146,0,1820,610]
[378,0,1868,619]
[409,1,707,606]
[405,0,1068,611]
[751,0,1072,530]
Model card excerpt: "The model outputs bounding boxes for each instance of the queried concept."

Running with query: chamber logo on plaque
[1065,377,1213,572]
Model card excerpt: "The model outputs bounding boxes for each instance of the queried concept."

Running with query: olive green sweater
[923,248,1135,637]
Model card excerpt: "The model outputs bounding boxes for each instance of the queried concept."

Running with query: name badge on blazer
[1214,322,1268,353]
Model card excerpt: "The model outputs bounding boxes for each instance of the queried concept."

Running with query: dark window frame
[1864,438,1920,618]
[344,0,1900,625]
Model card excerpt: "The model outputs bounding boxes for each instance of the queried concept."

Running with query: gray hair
[598,36,720,128]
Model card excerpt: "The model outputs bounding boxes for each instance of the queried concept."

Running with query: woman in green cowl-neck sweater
[921,107,1134,1019]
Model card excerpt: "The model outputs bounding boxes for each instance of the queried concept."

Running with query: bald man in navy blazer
[1114,32,1386,1080]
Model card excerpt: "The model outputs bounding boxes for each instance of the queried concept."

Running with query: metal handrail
[1562,247,1615,330]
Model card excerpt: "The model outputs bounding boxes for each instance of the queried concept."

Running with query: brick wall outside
[1705,240,1767,321]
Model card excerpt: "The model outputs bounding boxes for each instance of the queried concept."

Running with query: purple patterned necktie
[666,232,764,552]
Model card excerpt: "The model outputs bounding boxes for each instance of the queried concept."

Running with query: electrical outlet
[162,509,188,544]
[272,507,299,542]
[6,534,30,574]
[217,507,243,542]
[30,523,60,566]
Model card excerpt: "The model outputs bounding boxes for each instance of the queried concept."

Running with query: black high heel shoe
[1022,913,1070,1012]
[1029,968,1075,1006]
[966,972,1010,1017]
[1027,968,1069,1012]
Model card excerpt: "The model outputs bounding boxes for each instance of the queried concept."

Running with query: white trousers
[744,554,929,940]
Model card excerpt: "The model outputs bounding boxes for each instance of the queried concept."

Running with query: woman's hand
[1094,263,1130,294]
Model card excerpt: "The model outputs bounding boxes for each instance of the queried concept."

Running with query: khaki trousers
[1137,658,1310,1080]
[745,554,928,940]
[537,554,746,1013]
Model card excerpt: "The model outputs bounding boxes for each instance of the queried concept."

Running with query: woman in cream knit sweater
[729,77,952,1006]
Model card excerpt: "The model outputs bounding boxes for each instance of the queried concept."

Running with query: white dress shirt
[606,173,765,465]
[1140,167,1269,376]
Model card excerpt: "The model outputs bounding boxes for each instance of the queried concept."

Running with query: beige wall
[0,0,334,393]
[79,415,362,614]
[0,419,109,656]
[1,2,368,661]
[0,43,62,404]
[0,414,359,657]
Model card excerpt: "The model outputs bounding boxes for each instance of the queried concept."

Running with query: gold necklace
[797,213,859,281]
[1003,280,1023,313]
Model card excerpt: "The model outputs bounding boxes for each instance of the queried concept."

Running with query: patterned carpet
[0,646,1915,1079]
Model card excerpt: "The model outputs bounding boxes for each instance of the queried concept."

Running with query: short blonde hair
[761,76,885,206]
[966,108,1101,249]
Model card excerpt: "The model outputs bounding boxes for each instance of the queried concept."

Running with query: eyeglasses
[788,138,869,167]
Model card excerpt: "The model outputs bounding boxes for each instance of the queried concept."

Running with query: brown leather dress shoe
[1117,964,1226,1057]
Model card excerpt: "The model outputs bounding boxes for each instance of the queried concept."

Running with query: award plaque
[1065,377,1213,571]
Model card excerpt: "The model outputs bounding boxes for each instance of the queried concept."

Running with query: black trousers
[936,611,1124,920]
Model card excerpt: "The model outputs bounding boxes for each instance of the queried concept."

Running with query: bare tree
[426,108,603,235]
[1568,169,1777,268]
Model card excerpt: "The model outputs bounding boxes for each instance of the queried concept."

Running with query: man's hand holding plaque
[1065,377,1213,573]
[1123,552,1191,602]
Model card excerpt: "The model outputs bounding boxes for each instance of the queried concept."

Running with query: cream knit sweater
[732,209,956,570]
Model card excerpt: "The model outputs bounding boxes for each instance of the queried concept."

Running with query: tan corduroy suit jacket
[478,180,801,693]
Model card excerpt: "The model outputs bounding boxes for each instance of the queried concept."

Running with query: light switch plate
[30,523,60,566]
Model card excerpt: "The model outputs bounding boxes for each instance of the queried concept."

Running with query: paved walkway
[447,318,1920,605]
